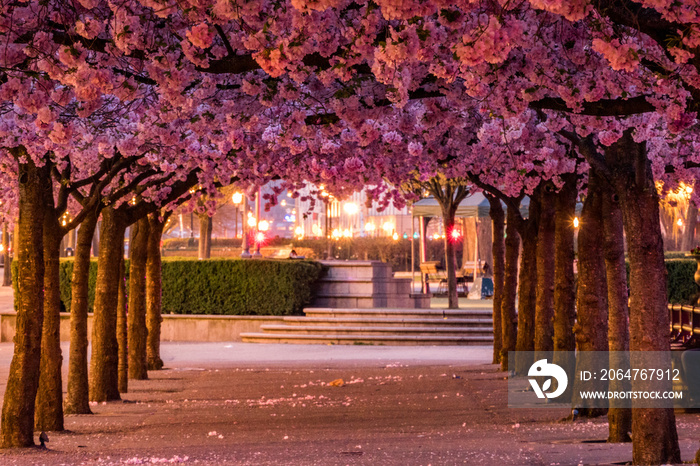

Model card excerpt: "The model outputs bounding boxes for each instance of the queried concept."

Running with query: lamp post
[232,192,243,239]
[253,193,262,258]
[241,195,251,258]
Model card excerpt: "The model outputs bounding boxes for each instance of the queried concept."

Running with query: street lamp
[232,192,243,238]
[240,195,252,258]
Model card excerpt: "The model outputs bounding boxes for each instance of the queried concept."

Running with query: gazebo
[410,193,530,294]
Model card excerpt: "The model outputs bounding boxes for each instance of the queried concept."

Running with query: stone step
[304,308,493,319]
[281,316,493,327]
[316,278,412,296]
[240,333,493,346]
[284,316,492,327]
[318,260,393,280]
[258,324,493,337]
[311,296,418,309]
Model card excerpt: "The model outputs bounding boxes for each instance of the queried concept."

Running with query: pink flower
[186,23,215,49]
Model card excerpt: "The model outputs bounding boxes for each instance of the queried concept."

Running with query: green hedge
[14,258,322,316]
[666,259,698,304]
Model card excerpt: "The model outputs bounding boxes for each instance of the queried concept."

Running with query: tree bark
[442,208,459,309]
[598,173,632,444]
[1,157,48,448]
[486,195,504,365]
[553,178,577,354]
[146,214,166,370]
[514,193,540,375]
[682,200,698,252]
[34,210,64,432]
[90,207,127,402]
[2,224,11,287]
[117,251,128,393]
[500,206,520,371]
[605,132,680,464]
[535,185,556,355]
[128,217,149,380]
[573,170,609,418]
[198,214,212,260]
[64,211,98,415]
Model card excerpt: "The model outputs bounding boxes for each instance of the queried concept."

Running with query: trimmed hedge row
[15,258,323,316]
[666,259,698,304]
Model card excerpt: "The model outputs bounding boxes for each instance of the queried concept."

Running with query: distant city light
[392,232,399,241]
[312,224,321,235]
[295,226,304,238]
[258,220,269,231]
[344,203,359,215]
[343,229,352,238]
[413,232,419,239]
[365,222,375,232]
[280,200,287,206]
[247,217,257,227]
[382,222,394,232]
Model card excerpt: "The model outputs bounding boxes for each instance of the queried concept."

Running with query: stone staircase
[240,307,494,345]
[310,260,430,309]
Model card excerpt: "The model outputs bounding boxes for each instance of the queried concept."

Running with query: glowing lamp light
[247,217,257,227]
[331,228,341,239]
[294,226,304,237]
[687,186,694,194]
[365,222,375,232]
[432,233,440,240]
[382,222,394,232]
[255,232,265,244]
[312,224,321,235]
[450,228,461,240]
[573,217,580,229]
[232,192,243,205]
[258,220,269,231]
[677,218,684,227]
[413,232,419,239]
[0,244,4,252]
[392,232,399,241]
[343,229,352,238]
[344,203,359,215]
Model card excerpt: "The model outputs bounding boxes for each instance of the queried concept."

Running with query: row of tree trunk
[486,133,680,464]
[1,158,170,446]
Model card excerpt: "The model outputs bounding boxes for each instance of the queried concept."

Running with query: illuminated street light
[248,216,257,227]
[343,203,359,215]
[573,217,580,229]
[232,192,243,205]
[258,220,269,231]
[295,226,304,238]
[392,232,399,241]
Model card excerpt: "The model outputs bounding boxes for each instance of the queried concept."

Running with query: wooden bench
[420,261,447,294]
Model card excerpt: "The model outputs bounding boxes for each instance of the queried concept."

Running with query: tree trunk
[1,158,47,448]
[501,206,520,371]
[146,214,166,370]
[605,132,680,464]
[128,217,149,380]
[117,251,128,393]
[514,193,540,375]
[90,207,127,402]
[485,195,504,364]
[442,207,459,309]
[64,211,98,415]
[535,186,556,355]
[34,212,64,432]
[2,224,11,287]
[599,174,632,444]
[682,200,697,252]
[553,179,577,354]
[477,217,493,270]
[573,170,609,418]
[198,214,212,260]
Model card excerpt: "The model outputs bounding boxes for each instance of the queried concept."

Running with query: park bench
[420,261,447,294]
